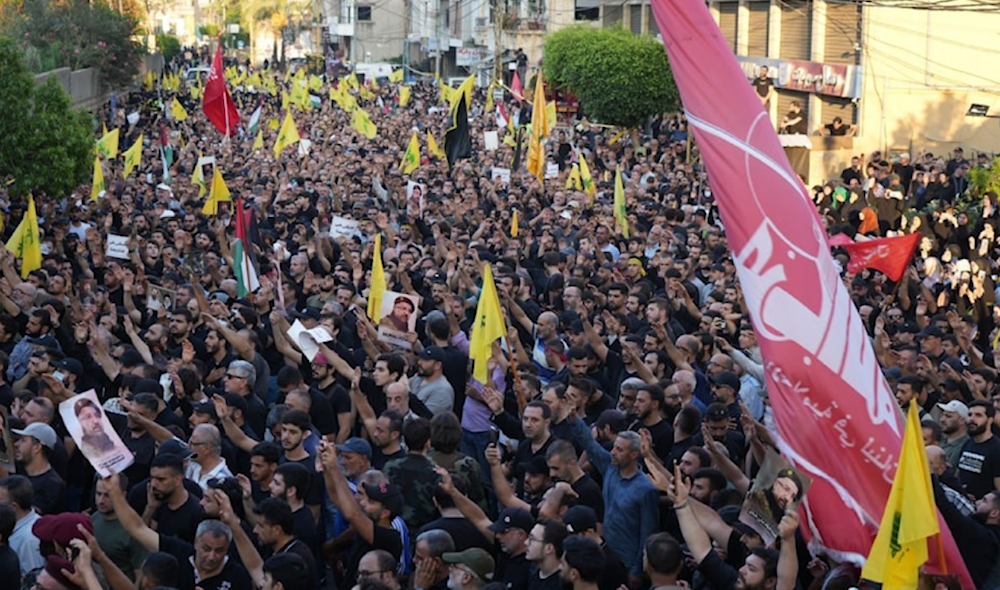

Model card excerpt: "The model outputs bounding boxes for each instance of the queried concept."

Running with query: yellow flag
[566,164,581,191]
[439,80,454,104]
[171,98,188,122]
[511,210,519,238]
[144,71,154,91]
[96,128,119,159]
[861,400,939,590]
[281,91,290,112]
[400,132,420,174]
[122,134,143,178]
[469,264,507,383]
[485,82,495,118]
[347,72,359,90]
[578,150,595,201]
[190,78,203,100]
[290,78,310,110]
[202,166,232,215]
[370,77,380,91]
[399,86,411,107]
[351,109,377,139]
[389,69,404,83]
[360,86,374,101]
[366,234,386,322]
[267,118,280,131]
[614,166,629,238]
[546,101,556,134]
[427,131,445,159]
[90,157,105,201]
[526,72,548,183]
[309,74,323,91]
[274,111,301,158]
[252,130,263,151]
[192,152,206,197]
[6,195,42,278]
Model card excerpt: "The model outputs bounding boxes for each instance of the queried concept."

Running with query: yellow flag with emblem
[469,264,507,383]
[273,111,301,158]
[171,98,188,122]
[426,131,445,159]
[347,72,359,90]
[202,166,232,215]
[861,399,939,590]
[192,151,206,197]
[122,134,143,179]
[389,69,404,83]
[252,130,263,151]
[578,149,596,201]
[6,195,42,278]
[90,157,105,201]
[309,74,323,91]
[400,132,420,174]
[511,210,519,238]
[614,166,629,238]
[96,127,119,159]
[566,164,581,191]
[399,86,411,107]
[439,80,454,104]
[351,109,377,139]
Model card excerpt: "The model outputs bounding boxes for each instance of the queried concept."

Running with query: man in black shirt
[562,506,626,590]
[106,471,251,590]
[629,384,674,463]
[251,498,319,590]
[544,441,604,522]
[752,65,773,107]
[319,440,403,588]
[11,422,64,515]
[144,453,204,544]
[0,504,19,584]
[526,519,568,590]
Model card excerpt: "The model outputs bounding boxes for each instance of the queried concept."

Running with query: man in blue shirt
[566,417,658,586]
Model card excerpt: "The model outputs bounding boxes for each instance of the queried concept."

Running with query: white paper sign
[287,320,334,361]
[298,138,313,157]
[545,162,559,180]
[329,216,360,240]
[59,390,134,478]
[127,111,140,126]
[484,130,499,151]
[106,234,130,259]
[491,167,511,184]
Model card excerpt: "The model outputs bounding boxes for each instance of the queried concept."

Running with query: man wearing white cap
[11,423,65,514]
[939,400,970,469]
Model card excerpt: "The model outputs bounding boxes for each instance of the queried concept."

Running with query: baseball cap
[191,400,219,420]
[361,482,403,514]
[53,358,83,379]
[419,346,445,362]
[295,308,321,322]
[157,438,194,459]
[337,437,373,459]
[13,423,57,449]
[711,372,740,391]
[442,548,495,581]
[223,393,248,415]
[563,505,598,534]
[919,325,944,338]
[33,513,94,547]
[937,400,969,420]
[488,507,534,532]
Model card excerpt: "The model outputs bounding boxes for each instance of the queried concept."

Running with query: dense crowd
[0,49,998,590]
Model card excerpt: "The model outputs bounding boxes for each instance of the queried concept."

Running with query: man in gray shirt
[411,347,454,415]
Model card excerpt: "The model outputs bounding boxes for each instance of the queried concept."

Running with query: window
[357,5,372,21]
[575,0,598,21]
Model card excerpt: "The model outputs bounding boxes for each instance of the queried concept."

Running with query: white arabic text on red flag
[647,0,969,584]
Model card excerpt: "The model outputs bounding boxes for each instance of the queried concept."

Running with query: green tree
[157,33,181,61]
[0,38,93,198]
[544,26,679,128]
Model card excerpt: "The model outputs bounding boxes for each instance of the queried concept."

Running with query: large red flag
[648,0,970,584]
[202,44,240,136]
[842,233,920,281]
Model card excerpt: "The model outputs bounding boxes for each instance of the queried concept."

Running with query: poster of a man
[739,450,810,546]
[59,389,133,477]
[377,291,419,349]
[406,181,426,217]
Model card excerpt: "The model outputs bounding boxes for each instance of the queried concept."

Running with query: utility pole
[434,0,442,77]
[493,0,503,84]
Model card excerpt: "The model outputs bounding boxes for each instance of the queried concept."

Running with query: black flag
[444,79,473,168]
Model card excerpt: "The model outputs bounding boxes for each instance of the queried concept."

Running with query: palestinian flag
[233,196,261,298]
[247,102,262,136]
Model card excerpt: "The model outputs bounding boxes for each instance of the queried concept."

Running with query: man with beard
[933,480,1000,588]
[91,475,148,581]
[166,308,207,359]
[544,441,604,521]
[559,536,604,590]
[441,548,495,590]
[225,360,268,439]
[938,400,970,470]
[74,398,117,458]
[410,347,454,416]
[629,385,673,464]
[958,400,1000,499]
[203,328,235,389]
[310,354,353,443]
[11,422,64,515]
[144,453,204,544]
[671,464,798,590]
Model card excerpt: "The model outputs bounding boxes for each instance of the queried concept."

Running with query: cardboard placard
[59,390,134,477]
[330,216,360,240]
[484,131,499,151]
[106,234,130,259]
[545,162,559,179]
